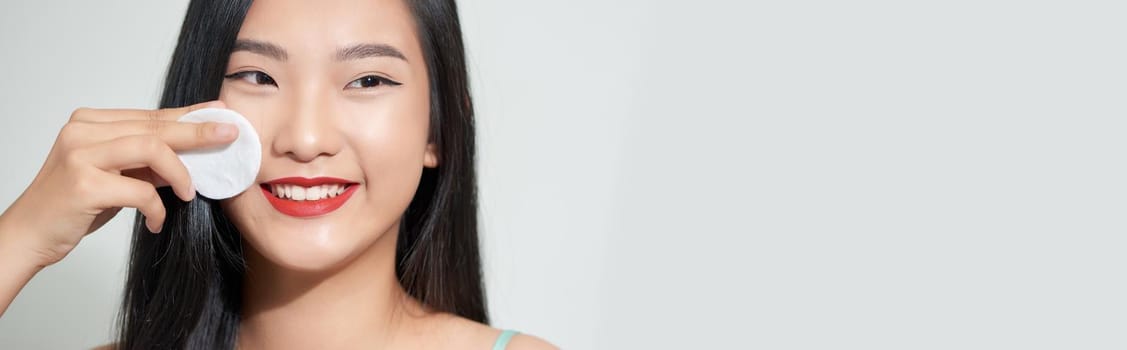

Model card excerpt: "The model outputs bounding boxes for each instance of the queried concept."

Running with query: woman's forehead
[235,0,421,62]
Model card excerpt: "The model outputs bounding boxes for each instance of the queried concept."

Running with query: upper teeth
[270,184,347,201]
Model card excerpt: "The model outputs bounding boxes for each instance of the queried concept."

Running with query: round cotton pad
[176,108,262,200]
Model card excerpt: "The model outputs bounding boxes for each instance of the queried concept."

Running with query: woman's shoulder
[500,332,557,350]
[437,314,558,350]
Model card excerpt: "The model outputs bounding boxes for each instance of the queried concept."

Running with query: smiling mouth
[260,177,359,217]
[262,183,352,201]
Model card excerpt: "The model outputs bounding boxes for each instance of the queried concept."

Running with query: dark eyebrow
[336,43,408,62]
[232,39,288,61]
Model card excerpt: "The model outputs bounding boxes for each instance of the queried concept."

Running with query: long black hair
[116,1,484,348]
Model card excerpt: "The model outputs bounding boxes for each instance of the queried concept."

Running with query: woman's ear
[423,143,439,168]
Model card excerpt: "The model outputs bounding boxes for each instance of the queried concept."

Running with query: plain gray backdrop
[1,0,1125,349]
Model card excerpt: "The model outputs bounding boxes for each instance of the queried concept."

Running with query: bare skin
[1,0,555,349]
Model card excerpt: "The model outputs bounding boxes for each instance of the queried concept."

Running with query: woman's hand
[0,100,238,269]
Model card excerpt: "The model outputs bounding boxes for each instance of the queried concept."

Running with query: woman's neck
[236,223,430,349]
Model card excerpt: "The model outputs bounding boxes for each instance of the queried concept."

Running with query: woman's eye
[223,71,277,87]
[346,75,402,90]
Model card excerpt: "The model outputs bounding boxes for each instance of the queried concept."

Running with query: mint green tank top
[492,330,519,350]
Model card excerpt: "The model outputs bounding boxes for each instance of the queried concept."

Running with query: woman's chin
[242,226,367,273]
[258,246,353,273]
[238,219,398,274]
[223,195,403,274]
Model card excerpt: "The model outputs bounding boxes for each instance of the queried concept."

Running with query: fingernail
[180,186,195,202]
[214,123,238,140]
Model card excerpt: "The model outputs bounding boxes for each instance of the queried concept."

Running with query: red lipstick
[261,177,358,217]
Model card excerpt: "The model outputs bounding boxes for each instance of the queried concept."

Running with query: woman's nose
[270,94,343,163]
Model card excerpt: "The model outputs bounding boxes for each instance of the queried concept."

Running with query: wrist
[0,213,44,317]
[0,214,48,274]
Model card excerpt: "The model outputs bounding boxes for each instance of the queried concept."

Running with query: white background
[1,0,1125,349]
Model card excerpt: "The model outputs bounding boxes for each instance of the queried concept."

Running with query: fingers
[85,172,168,233]
[77,135,196,202]
[122,168,171,188]
[93,119,238,151]
[56,100,241,204]
[58,110,239,153]
[69,100,225,123]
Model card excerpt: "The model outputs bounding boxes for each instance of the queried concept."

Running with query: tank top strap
[491,329,520,350]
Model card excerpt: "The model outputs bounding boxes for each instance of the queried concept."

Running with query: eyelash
[222,70,403,89]
[346,75,403,89]
[224,71,276,86]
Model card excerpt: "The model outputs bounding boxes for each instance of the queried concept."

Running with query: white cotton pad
[176,108,262,200]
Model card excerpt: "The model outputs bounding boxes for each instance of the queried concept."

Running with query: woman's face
[218,0,436,271]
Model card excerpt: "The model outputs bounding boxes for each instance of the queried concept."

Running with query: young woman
[0,0,555,349]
